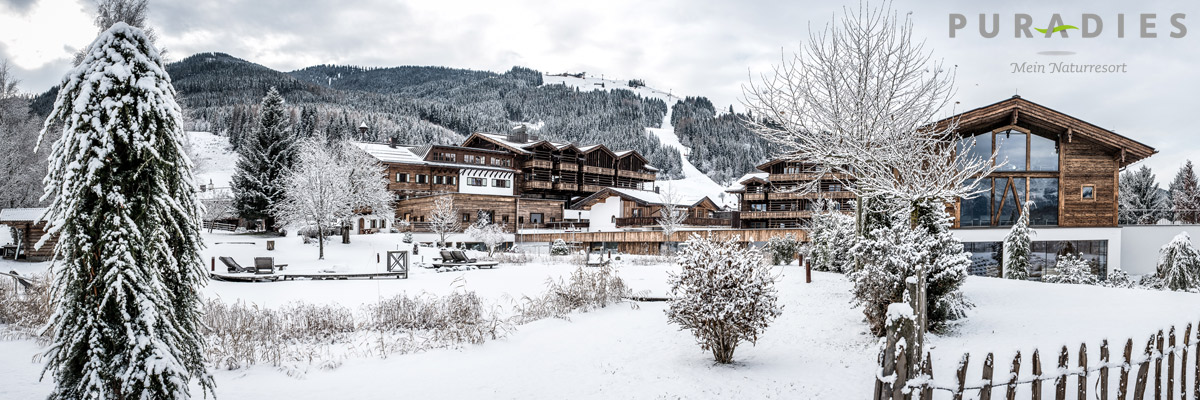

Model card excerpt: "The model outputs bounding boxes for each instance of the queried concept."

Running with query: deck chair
[219,256,252,273]
[451,250,477,263]
[254,257,277,275]
[585,252,610,268]
[440,250,459,264]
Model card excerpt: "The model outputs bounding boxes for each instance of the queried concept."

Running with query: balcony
[743,193,765,201]
[557,162,579,172]
[617,170,655,181]
[526,160,552,169]
[614,216,733,228]
[580,184,603,193]
[554,182,578,191]
[740,211,813,219]
[767,191,855,200]
[768,172,854,183]
[583,166,615,175]
[523,180,552,190]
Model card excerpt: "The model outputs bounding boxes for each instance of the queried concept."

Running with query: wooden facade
[0,209,56,262]
[726,162,856,229]
[395,193,565,232]
[518,228,809,255]
[570,187,730,229]
[460,131,658,203]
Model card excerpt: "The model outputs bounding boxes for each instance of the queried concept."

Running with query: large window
[957,129,1061,227]
[994,177,1026,225]
[960,179,991,227]
[1029,134,1058,171]
[958,129,1059,171]
[994,130,1026,171]
[963,242,1002,277]
[1028,178,1059,225]
[1030,240,1108,281]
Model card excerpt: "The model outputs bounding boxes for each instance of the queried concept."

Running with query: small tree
[550,239,570,255]
[428,195,461,247]
[1002,201,1033,280]
[807,199,856,272]
[1046,253,1098,285]
[1170,161,1200,223]
[1105,268,1135,289]
[466,215,506,257]
[1156,232,1200,291]
[765,233,802,265]
[656,185,688,251]
[273,140,347,259]
[338,141,394,242]
[666,235,782,364]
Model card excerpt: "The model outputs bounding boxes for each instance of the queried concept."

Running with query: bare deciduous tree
[656,185,687,247]
[428,195,461,248]
[741,1,997,218]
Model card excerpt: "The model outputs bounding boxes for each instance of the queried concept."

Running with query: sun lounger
[219,256,252,273]
[254,257,288,275]
[432,250,497,269]
[585,252,610,268]
[451,250,477,263]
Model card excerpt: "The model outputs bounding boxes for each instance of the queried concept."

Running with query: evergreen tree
[1119,165,1168,224]
[1169,161,1200,223]
[1002,201,1033,280]
[1156,232,1200,291]
[37,23,212,399]
[806,199,856,273]
[1046,253,1098,285]
[232,86,296,230]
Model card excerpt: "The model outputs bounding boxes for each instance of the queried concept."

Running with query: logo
[949,13,1187,38]
[1034,25,1079,35]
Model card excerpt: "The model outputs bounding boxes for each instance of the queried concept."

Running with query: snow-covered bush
[1045,253,1098,285]
[849,202,971,336]
[436,265,478,273]
[1104,268,1135,289]
[666,235,782,364]
[465,216,506,257]
[550,239,570,256]
[1156,232,1200,291]
[806,200,856,272]
[765,233,802,265]
[1002,201,1033,280]
[298,225,339,239]
[403,231,413,243]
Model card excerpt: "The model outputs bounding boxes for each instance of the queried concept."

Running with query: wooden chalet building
[725,162,857,229]
[0,208,55,262]
[460,128,658,201]
[570,187,727,232]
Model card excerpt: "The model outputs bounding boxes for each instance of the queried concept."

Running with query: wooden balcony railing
[768,172,854,183]
[614,216,733,228]
[526,160,552,169]
[617,170,656,181]
[557,162,579,172]
[743,193,765,201]
[554,182,578,191]
[583,166,615,175]
[580,184,603,193]
[739,211,813,219]
[523,180,552,190]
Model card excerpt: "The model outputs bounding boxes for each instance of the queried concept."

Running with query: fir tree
[1119,165,1168,224]
[1169,161,1200,223]
[806,199,855,272]
[1156,232,1200,291]
[1002,201,1033,280]
[36,23,212,399]
[232,86,296,230]
[1047,253,1098,285]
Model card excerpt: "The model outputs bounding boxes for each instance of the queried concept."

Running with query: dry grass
[512,264,635,324]
[0,273,52,341]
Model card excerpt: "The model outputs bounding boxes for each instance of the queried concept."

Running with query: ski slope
[541,74,731,207]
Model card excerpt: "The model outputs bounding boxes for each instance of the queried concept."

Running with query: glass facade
[994,130,1027,171]
[963,241,1002,277]
[994,177,1026,225]
[1029,134,1058,171]
[1027,178,1059,226]
[962,240,1108,281]
[957,130,1061,227]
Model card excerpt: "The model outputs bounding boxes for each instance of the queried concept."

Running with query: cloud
[0,0,38,15]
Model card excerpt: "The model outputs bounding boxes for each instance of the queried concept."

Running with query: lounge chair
[585,252,610,268]
[254,257,288,275]
[439,250,460,264]
[432,250,497,269]
[219,256,253,273]
[451,250,477,263]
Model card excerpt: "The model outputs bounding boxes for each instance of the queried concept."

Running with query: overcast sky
[1,0,1197,185]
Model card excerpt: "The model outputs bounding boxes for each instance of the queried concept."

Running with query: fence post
[805,259,812,283]
[1006,351,1022,400]
[1079,343,1088,400]
[893,340,909,400]
[920,352,933,400]
[1135,336,1154,400]
[1169,327,1176,400]
[1121,339,1133,400]
[905,277,924,361]
[1056,346,1068,400]
[210,256,215,272]
[1182,324,1191,400]
[980,352,994,400]
[876,347,886,400]
[1157,330,1165,400]
[1032,350,1043,400]
[954,353,970,400]
[1101,340,1110,400]
[886,302,918,398]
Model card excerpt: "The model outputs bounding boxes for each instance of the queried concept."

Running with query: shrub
[298,225,339,239]
[1002,201,1033,280]
[402,232,413,243]
[0,273,52,340]
[1105,268,1135,288]
[807,200,856,272]
[765,233,802,265]
[550,239,570,256]
[513,263,632,323]
[849,201,971,336]
[1045,253,1098,285]
[1156,232,1200,291]
[666,235,782,364]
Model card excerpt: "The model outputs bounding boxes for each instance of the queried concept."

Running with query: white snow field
[3,230,1200,399]
[542,75,731,207]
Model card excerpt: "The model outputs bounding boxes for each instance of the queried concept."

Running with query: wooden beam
[1011,108,1019,125]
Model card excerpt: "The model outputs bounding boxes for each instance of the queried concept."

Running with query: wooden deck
[210,271,408,282]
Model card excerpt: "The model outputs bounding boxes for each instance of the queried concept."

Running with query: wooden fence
[875,320,1200,399]
[203,220,237,232]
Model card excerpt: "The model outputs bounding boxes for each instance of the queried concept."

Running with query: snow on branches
[466,215,506,257]
[1156,232,1200,291]
[36,23,212,399]
[806,199,856,272]
[666,234,782,364]
[1002,201,1033,280]
[428,195,461,247]
[1046,253,1099,285]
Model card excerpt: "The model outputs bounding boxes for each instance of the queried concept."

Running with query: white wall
[564,209,590,221]
[1120,225,1200,275]
[458,169,513,196]
[588,196,623,232]
[951,227,1124,274]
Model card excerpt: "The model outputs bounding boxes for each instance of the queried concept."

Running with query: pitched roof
[0,208,47,222]
[725,172,769,192]
[572,187,713,209]
[352,142,425,164]
[933,96,1156,167]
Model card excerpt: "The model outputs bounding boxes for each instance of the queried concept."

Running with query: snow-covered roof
[725,172,769,192]
[352,142,425,164]
[0,208,47,222]
[606,187,708,208]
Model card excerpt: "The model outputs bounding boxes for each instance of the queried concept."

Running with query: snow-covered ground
[5,230,1200,399]
[542,74,730,207]
[186,131,237,191]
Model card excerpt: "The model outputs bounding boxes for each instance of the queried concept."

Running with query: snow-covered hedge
[765,233,802,265]
[666,235,782,363]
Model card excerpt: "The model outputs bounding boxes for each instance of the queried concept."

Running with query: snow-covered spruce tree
[666,235,781,364]
[807,199,856,272]
[231,86,296,230]
[1170,161,1200,224]
[466,215,506,257]
[1119,165,1168,225]
[849,201,971,335]
[36,23,212,399]
[1046,253,1098,285]
[1002,201,1033,280]
[765,233,802,265]
[1156,232,1200,291]
[550,239,570,256]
